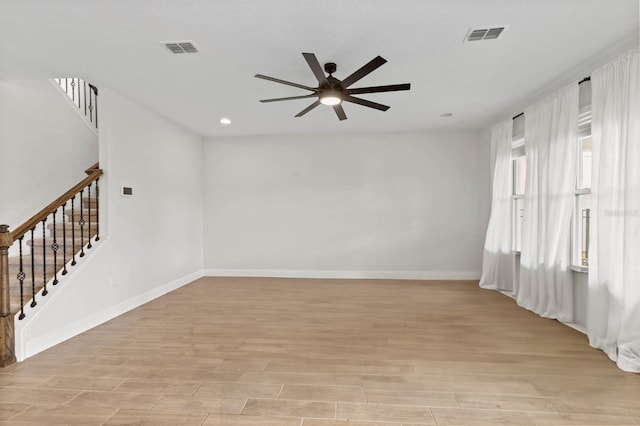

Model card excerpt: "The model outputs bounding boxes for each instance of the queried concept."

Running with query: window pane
[513,157,526,195]
[578,136,592,189]
[574,193,592,267]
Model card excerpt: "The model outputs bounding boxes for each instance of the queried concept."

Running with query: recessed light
[220,118,231,125]
[440,113,453,117]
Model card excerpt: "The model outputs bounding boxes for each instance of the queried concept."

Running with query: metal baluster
[41,219,48,296]
[71,196,76,266]
[62,202,68,275]
[89,84,98,129]
[29,228,37,308]
[76,78,81,108]
[83,80,87,117]
[95,88,98,128]
[52,209,59,285]
[70,79,76,107]
[95,178,100,241]
[88,87,94,125]
[17,237,25,320]
[79,189,85,257]
[87,183,93,249]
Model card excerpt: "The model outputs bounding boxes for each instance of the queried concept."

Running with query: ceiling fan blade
[255,74,316,91]
[260,94,317,103]
[341,56,387,87]
[295,100,321,117]
[302,53,328,85]
[333,104,347,121]
[347,83,411,95]
[343,95,390,111]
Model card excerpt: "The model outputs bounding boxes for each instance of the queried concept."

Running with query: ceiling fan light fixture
[319,88,343,106]
[320,95,342,106]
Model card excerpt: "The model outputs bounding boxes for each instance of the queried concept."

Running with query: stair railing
[0,163,102,366]
[54,78,98,129]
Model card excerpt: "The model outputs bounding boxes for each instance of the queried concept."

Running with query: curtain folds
[517,84,578,323]
[480,120,514,291]
[588,48,640,373]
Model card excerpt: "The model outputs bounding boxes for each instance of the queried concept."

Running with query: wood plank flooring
[1,277,639,425]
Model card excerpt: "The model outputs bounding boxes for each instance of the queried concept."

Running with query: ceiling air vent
[465,27,505,42]
[163,41,199,54]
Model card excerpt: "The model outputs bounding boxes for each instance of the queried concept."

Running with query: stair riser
[9,253,71,264]
[26,236,93,246]
[63,211,98,219]
[26,235,96,246]
[10,243,93,257]
[64,203,98,210]
[48,223,99,233]
[64,207,98,213]
[20,223,98,239]
[24,244,95,257]
[64,215,99,224]
[42,210,97,224]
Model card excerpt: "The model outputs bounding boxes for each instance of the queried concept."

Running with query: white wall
[572,272,588,330]
[0,80,98,227]
[15,87,204,360]
[203,131,490,279]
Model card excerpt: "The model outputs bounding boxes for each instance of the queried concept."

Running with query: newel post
[0,224,16,366]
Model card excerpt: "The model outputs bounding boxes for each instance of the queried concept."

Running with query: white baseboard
[203,269,480,281]
[20,269,203,360]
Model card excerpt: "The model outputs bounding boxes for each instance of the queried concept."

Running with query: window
[573,107,592,268]
[512,135,526,252]
[509,86,591,265]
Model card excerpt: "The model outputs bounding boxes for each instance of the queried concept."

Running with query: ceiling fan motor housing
[324,62,337,75]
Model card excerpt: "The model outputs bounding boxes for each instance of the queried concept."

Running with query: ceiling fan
[255,52,411,121]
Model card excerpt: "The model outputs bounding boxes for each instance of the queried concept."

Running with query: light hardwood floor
[1,277,639,425]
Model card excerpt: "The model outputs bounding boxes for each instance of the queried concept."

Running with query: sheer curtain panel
[588,48,640,372]
[480,119,514,291]
[517,84,578,322]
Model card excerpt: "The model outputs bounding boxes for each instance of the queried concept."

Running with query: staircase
[0,165,102,366]
[7,198,98,316]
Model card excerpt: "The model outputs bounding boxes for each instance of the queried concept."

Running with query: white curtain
[588,48,640,373]
[480,119,514,291]
[517,84,578,322]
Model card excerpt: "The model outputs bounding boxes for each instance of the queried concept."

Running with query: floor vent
[163,41,199,54]
[465,27,505,42]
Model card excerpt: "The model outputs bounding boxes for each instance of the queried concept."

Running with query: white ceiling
[1,0,638,137]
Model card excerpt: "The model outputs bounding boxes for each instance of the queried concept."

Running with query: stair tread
[26,236,95,246]
[10,247,94,259]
